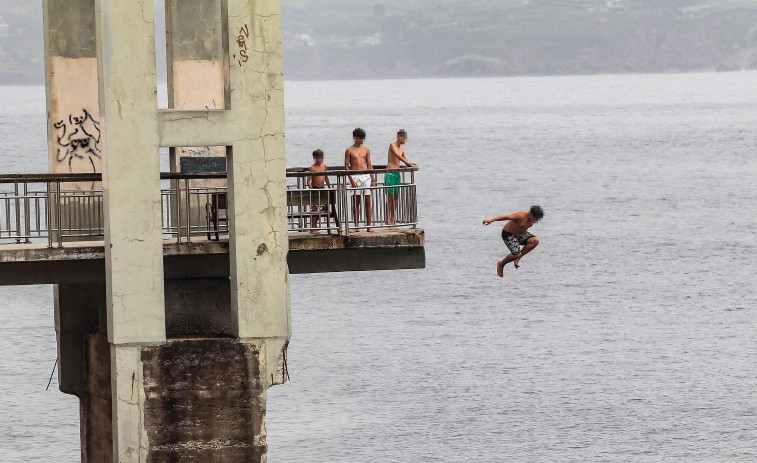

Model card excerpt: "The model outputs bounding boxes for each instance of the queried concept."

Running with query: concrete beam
[157,110,237,147]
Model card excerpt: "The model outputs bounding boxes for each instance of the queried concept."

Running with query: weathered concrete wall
[164,278,233,337]
[142,338,267,461]
[54,283,106,397]
[81,332,113,463]
[166,0,226,174]
[43,0,102,188]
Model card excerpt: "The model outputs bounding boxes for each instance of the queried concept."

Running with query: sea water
[0,72,755,462]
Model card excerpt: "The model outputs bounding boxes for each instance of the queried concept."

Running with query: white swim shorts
[351,174,373,194]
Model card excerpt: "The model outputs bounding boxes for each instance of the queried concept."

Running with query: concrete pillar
[94,1,165,462]
[46,1,291,461]
[94,0,166,345]
[226,0,291,380]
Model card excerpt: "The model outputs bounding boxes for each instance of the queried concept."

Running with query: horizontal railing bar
[0,166,418,183]
[285,165,419,177]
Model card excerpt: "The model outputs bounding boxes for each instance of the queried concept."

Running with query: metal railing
[0,166,418,246]
[286,166,418,235]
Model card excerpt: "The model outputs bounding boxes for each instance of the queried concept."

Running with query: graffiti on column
[233,24,250,67]
[53,109,102,190]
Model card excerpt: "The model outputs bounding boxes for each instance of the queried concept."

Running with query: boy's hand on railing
[350,179,357,188]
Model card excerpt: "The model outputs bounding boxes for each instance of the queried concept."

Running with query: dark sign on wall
[179,156,227,173]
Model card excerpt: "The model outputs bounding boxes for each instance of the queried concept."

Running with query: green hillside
[282,0,757,79]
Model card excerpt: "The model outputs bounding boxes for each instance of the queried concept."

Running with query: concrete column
[94,0,165,345]
[43,0,102,185]
[226,1,291,379]
[94,1,165,462]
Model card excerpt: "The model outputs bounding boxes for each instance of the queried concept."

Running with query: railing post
[46,181,53,248]
[340,175,348,236]
[56,181,63,248]
[175,179,183,243]
[13,181,20,243]
[185,178,192,243]
[23,182,31,243]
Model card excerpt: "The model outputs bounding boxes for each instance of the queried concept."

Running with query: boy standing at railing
[345,128,375,231]
[307,149,331,233]
[385,129,417,228]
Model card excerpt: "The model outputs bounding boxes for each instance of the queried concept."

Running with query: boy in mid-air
[385,129,418,228]
[483,206,544,277]
[307,149,331,232]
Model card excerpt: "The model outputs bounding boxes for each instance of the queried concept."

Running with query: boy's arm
[366,148,375,184]
[345,150,356,187]
[324,165,332,187]
[391,144,416,167]
[482,212,524,225]
[307,166,314,188]
[401,153,417,167]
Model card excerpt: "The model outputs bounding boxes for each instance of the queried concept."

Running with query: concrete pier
[0,0,427,461]
[42,0,292,460]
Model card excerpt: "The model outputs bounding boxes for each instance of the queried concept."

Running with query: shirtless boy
[345,127,375,231]
[385,129,418,228]
[307,149,331,232]
[483,206,544,277]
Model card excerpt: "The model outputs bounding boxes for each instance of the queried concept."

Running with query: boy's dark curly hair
[353,127,366,139]
[530,205,544,219]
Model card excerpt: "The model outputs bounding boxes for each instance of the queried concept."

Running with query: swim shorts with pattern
[501,230,535,256]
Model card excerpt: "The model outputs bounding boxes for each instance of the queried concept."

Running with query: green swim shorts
[385,172,401,194]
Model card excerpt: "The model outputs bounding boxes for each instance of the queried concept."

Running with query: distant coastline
[1,0,755,85]
[4,68,756,87]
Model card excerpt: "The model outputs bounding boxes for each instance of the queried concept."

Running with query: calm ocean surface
[0,72,755,462]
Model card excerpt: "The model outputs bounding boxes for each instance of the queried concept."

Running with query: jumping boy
[385,129,418,228]
[307,149,331,232]
[345,127,375,231]
[483,206,544,277]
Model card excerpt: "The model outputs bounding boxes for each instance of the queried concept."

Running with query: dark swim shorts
[501,230,535,256]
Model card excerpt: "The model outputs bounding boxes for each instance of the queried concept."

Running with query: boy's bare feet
[514,258,521,269]
[497,260,505,278]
